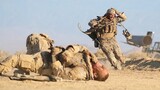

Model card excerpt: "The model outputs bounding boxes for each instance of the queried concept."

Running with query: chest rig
[97,18,117,39]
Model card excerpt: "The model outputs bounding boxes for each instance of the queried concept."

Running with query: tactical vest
[97,18,117,39]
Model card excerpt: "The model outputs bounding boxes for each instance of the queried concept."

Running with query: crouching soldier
[0,51,51,75]
[0,33,54,76]
[50,44,109,81]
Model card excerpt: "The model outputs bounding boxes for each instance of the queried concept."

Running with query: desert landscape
[0,50,160,90]
[1,1,160,90]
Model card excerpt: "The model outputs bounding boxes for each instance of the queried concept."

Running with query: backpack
[26,33,54,54]
[86,16,105,48]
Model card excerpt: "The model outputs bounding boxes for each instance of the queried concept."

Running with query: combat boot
[115,61,123,70]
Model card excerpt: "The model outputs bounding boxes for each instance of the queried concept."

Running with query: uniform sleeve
[116,12,127,23]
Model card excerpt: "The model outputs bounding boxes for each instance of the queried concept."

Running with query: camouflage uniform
[0,33,109,81]
[88,8,127,70]
[26,33,53,69]
[0,33,53,75]
[26,33,54,54]
[51,44,109,81]
[0,52,48,74]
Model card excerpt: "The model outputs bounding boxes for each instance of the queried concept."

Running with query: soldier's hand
[111,8,120,15]
[111,8,117,12]
[111,8,116,11]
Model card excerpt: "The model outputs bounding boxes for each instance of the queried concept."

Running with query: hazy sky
[0,0,160,54]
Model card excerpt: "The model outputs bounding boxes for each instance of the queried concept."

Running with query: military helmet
[106,8,115,14]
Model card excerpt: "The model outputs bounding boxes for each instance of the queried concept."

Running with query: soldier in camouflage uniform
[0,33,54,75]
[87,8,127,70]
[51,44,109,81]
[0,52,48,75]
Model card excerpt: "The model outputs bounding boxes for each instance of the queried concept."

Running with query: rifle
[118,23,131,38]
[77,23,100,48]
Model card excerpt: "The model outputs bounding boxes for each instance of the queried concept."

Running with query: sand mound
[124,58,160,71]
[124,51,160,71]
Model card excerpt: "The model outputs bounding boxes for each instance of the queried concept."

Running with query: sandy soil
[1,58,160,90]
[0,70,160,90]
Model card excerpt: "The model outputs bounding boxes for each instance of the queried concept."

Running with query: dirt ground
[0,69,160,90]
[1,58,160,90]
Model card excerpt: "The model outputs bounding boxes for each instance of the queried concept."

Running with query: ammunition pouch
[18,55,35,72]
[18,54,43,73]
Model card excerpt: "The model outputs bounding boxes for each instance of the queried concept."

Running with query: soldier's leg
[0,55,19,74]
[51,61,87,80]
[50,61,63,76]
[100,44,115,65]
[100,44,121,69]
[113,43,126,64]
[103,49,121,69]
[82,50,95,80]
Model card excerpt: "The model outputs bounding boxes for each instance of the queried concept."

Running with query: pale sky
[0,0,160,54]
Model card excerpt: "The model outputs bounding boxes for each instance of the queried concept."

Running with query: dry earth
[0,69,160,90]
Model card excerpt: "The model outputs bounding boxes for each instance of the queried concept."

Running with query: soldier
[0,52,47,75]
[51,44,109,81]
[26,33,54,69]
[0,33,54,75]
[87,8,127,70]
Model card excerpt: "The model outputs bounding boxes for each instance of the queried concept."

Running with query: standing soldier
[87,8,127,70]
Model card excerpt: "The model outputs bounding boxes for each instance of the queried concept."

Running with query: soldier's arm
[82,50,94,80]
[112,8,127,23]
